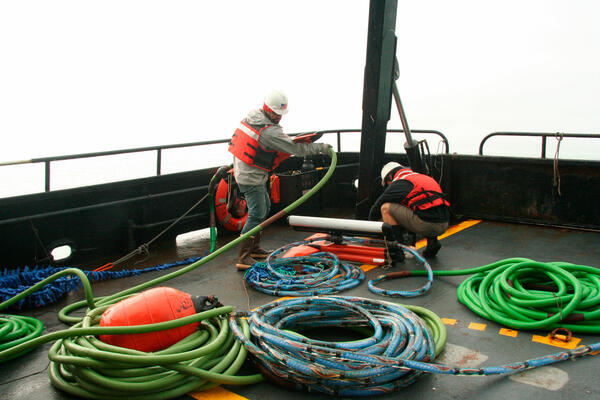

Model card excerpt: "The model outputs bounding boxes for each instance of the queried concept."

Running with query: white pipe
[287,216,384,234]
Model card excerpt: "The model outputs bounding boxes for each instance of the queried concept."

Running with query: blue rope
[0,255,204,310]
[367,245,434,297]
[244,234,434,298]
[230,296,437,396]
[230,296,600,397]
[244,237,364,296]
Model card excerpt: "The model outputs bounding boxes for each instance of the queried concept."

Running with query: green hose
[404,303,447,357]
[409,257,600,333]
[0,149,338,398]
[0,315,44,360]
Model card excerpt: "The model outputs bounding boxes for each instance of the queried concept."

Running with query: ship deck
[2,209,600,400]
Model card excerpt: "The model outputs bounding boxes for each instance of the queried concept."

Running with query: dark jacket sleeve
[368,180,414,220]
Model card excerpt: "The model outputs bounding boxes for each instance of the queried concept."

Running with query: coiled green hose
[405,257,600,333]
[0,149,337,399]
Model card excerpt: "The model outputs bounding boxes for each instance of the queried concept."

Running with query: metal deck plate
[1,215,599,400]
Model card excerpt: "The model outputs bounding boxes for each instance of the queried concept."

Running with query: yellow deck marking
[188,387,248,400]
[468,322,487,331]
[439,219,482,239]
[532,334,581,349]
[361,264,378,272]
[442,318,457,325]
[499,328,518,338]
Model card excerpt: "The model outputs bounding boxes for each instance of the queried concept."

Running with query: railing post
[45,161,51,192]
[541,136,547,158]
[156,149,162,176]
[337,132,341,152]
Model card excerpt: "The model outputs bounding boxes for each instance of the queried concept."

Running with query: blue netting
[0,256,203,310]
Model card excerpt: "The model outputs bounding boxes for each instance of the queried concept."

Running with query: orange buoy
[99,287,210,352]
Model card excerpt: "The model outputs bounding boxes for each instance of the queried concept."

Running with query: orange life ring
[214,172,248,232]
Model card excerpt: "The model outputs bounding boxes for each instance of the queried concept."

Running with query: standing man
[229,89,332,270]
[369,162,450,259]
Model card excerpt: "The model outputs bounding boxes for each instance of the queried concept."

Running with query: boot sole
[236,264,251,271]
[251,254,269,260]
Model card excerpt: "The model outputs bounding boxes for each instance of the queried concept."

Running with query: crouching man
[369,162,450,259]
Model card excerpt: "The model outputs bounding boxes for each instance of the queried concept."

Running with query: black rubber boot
[401,232,417,246]
[390,225,406,264]
[423,237,442,258]
[391,225,416,246]
[392,246,405,264]
[391,225,407,243]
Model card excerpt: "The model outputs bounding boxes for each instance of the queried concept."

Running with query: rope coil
[230,296,600,397]
[244,236,365,296]
[229,296,445,396]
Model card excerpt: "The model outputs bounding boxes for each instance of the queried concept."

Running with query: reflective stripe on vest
[392,169,450,211]
[228,120,290,171]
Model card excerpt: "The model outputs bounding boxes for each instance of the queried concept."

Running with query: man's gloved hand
[315,143,333,155]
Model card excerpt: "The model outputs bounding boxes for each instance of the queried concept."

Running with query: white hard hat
[380,162,403,186]
[264,89,289,115]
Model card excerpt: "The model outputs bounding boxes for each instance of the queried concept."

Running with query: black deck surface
[2,210,599,400]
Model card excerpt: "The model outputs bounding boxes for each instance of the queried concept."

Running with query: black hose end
[191,295,223,312]
[208,165,232,193]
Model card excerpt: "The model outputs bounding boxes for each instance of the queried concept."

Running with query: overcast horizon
[1,0,599,197]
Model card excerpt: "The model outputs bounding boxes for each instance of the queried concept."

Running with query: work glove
[315,143,333,155]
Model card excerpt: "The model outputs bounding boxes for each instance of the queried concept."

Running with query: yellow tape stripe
[188,387,248,400]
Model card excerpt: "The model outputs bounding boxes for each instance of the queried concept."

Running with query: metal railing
[479,131,600,158]
[0,129,449,193]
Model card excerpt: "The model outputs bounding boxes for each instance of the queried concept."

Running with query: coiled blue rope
[230,296,441,396]
[244,233,434,298]
[243,237,364,296]
[230,296,600,397]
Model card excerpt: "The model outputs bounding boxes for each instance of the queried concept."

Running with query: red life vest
[392,168,450,211]
[228,120,290,171]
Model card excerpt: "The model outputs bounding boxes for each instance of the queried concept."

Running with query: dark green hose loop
[0,149,338,398]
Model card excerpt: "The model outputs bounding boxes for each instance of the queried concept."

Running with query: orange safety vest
[228,120,290,171]
[392,169,450,211]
